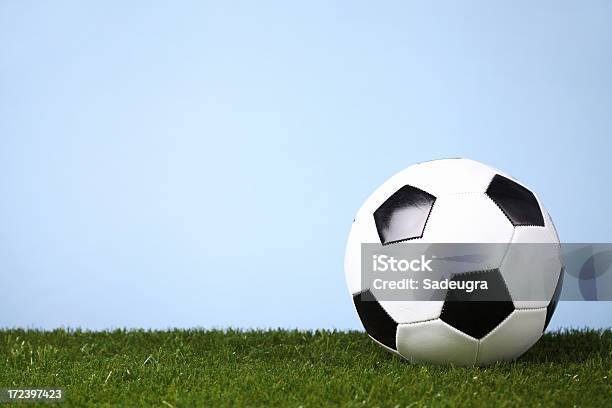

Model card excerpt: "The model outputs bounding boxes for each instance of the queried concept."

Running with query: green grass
[0,329,611,407]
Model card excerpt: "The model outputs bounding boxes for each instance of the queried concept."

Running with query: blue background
[1,1,610,330]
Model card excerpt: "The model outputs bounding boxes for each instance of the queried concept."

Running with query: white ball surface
[345,158,563,366]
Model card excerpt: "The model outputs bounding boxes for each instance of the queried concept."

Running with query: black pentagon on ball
[544,267,564,331]
[373,185,436,245]
[352,289,398,350]
[486,174,544,227]
[440,269,515,339]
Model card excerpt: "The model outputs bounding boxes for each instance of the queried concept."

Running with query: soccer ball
[344,159,563,366]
